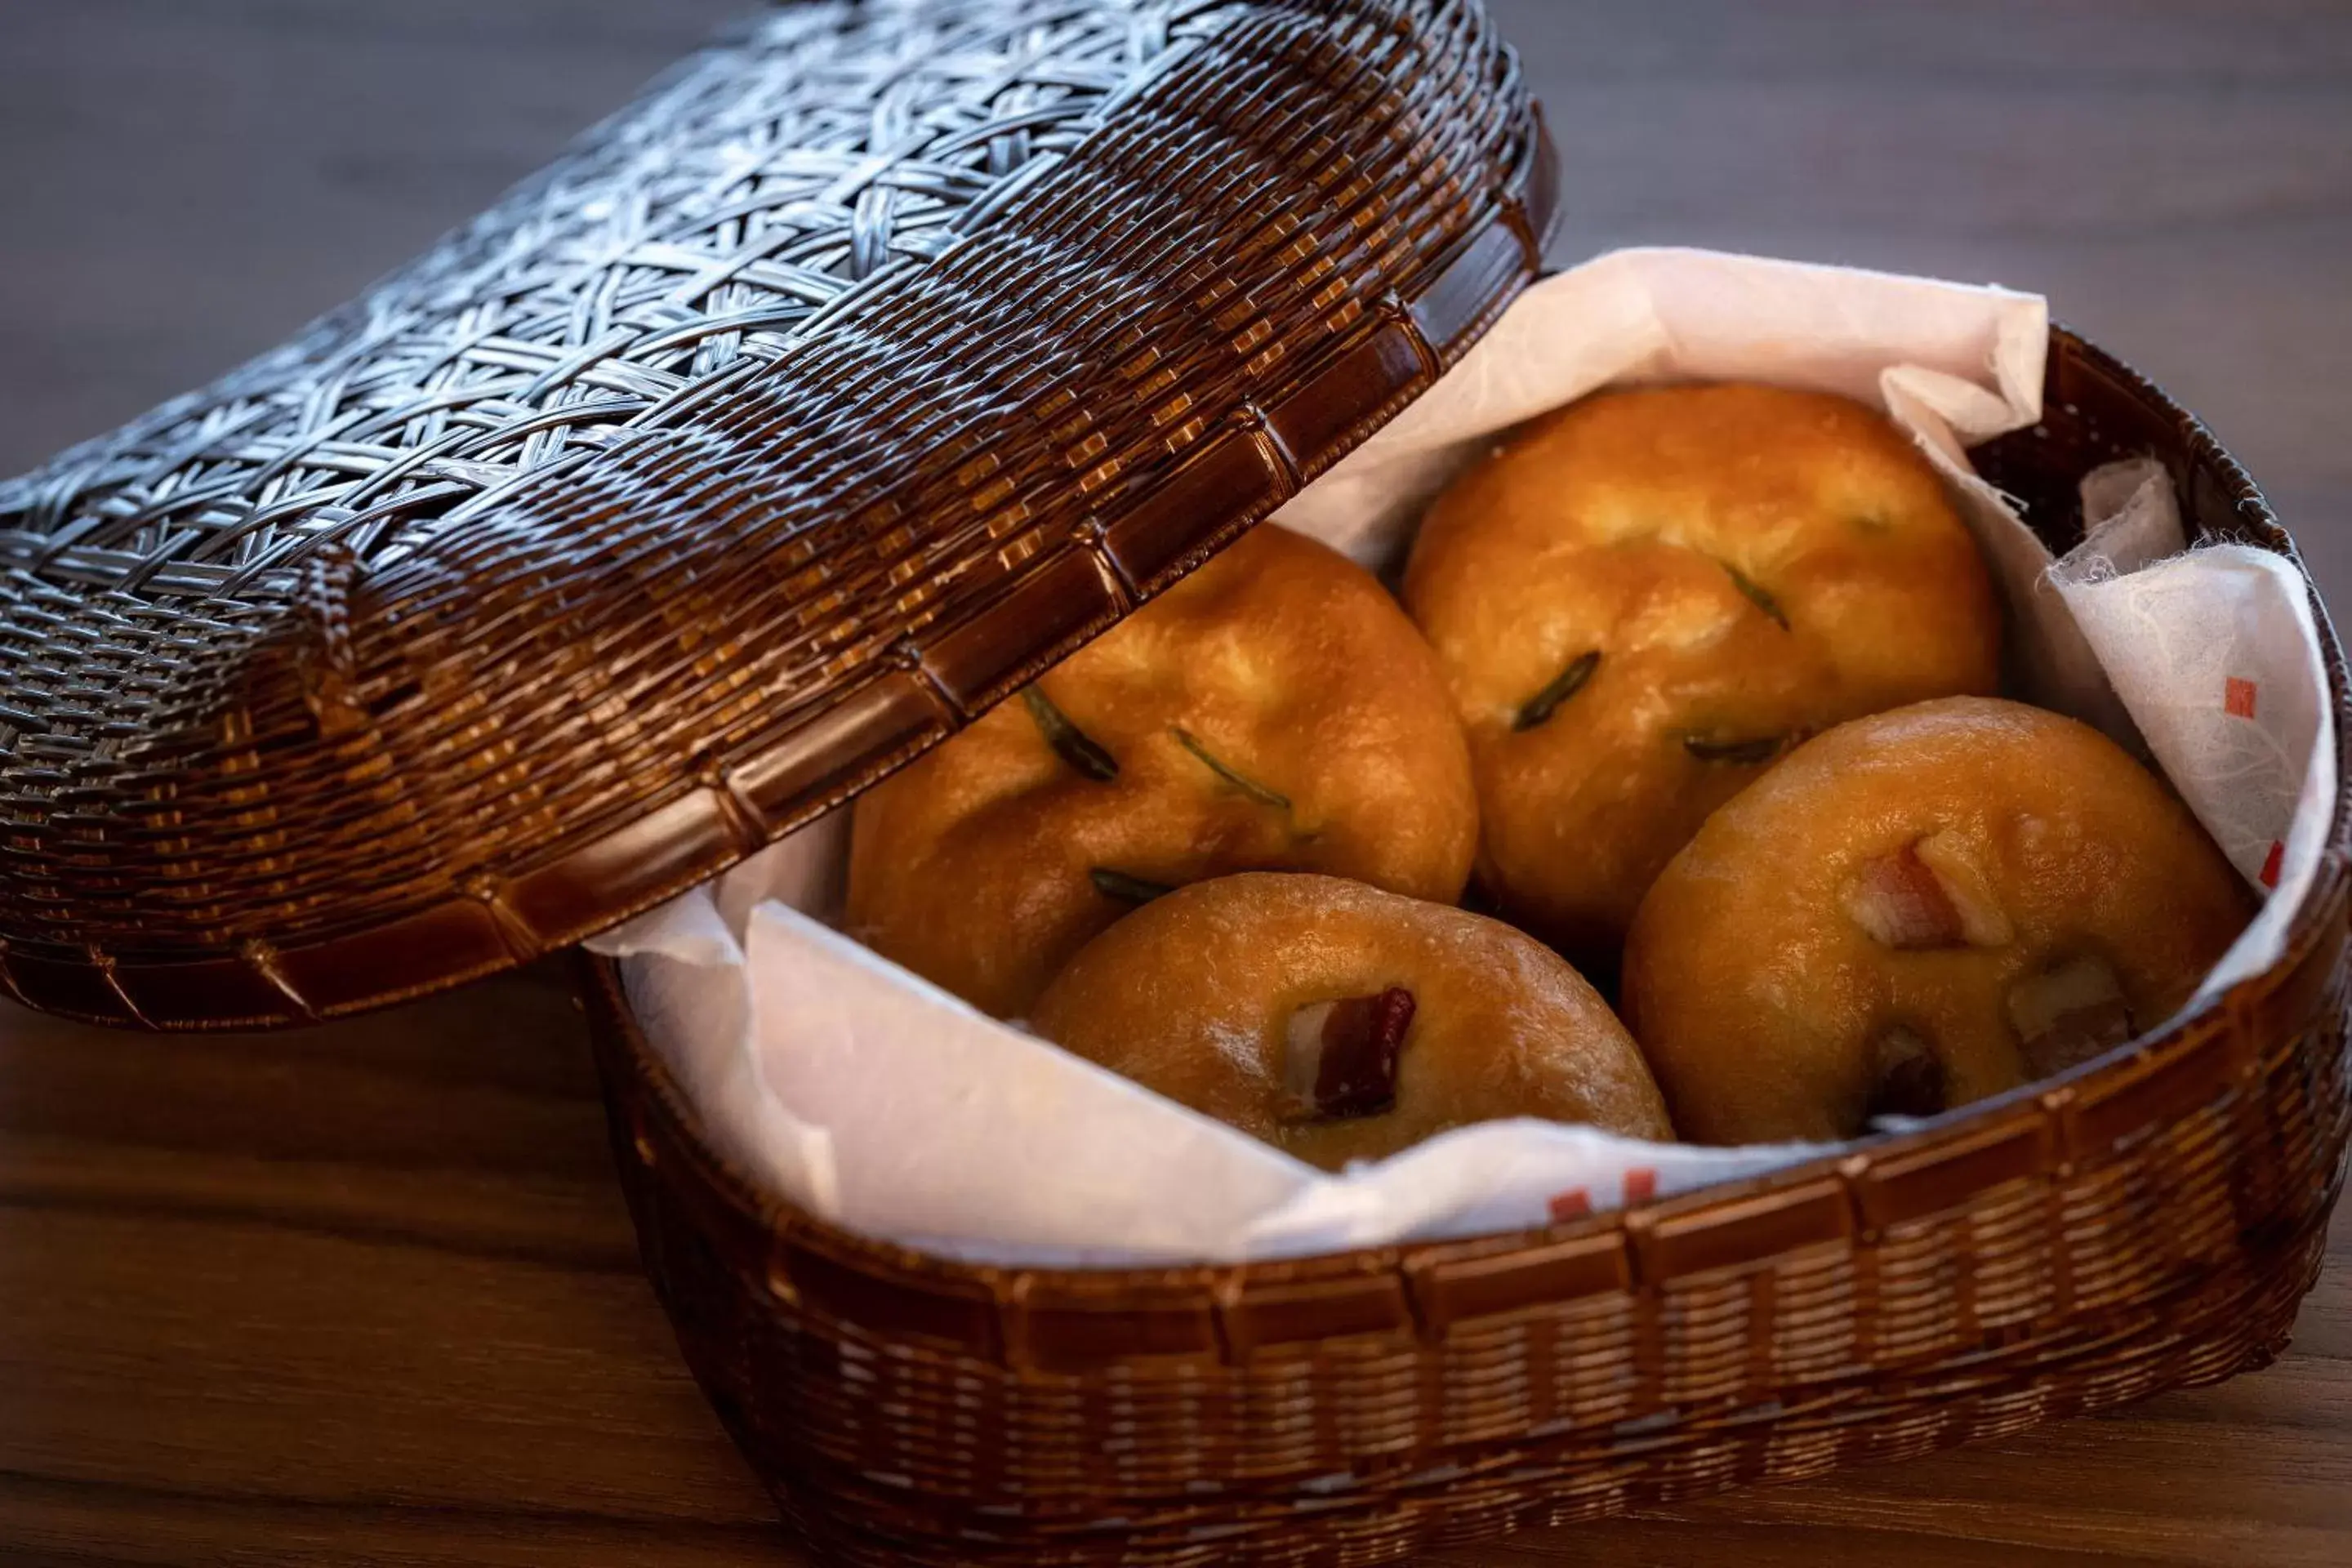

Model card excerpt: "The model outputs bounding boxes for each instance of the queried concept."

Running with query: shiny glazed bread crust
[1031,872,1672,1169]
[1623,697,2256,1145]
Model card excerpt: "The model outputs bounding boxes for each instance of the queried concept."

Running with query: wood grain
[1,2,2348,1565]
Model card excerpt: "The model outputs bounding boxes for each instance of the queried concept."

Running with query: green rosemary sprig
[1682,733,1785,765]
[1022,687,1117,782]
[1717,559,1788,629]
[1089,868,1174,906]
[1172,727,1291,812]
[1513,649,1601,732]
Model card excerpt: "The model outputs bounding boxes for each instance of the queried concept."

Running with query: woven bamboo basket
[577,324,2352,1566]
[2,2,2343,1565]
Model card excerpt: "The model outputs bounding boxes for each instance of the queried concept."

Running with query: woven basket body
[583,327,2352,1566]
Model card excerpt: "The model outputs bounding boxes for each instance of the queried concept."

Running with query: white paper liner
[591,247,2336,1267]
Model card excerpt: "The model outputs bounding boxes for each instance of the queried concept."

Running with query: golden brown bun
[846,526,1478,1018]
[1031,874,1673,1169]
[1403,382,2002,956]
[1622,697,2255,1145]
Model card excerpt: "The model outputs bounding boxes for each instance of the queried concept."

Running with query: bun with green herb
[846,524,1477,1018]
[1404,381,2002,959]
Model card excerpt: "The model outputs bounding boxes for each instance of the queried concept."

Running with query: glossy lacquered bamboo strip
[0,0,1546,1029]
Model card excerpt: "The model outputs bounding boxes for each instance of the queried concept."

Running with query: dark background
[4,0,2347,596]
[1,5,2347,1566]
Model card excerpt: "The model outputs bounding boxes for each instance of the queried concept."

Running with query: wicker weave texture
[0,0,1548,1028]
[585,328,2352,1566]
[596,913,2347,1566]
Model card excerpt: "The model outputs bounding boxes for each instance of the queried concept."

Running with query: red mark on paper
[1624,1168,1658,1205]
[2225,677,2259,719]
[2261,840,2285,889]
[1548,1188,1592,1223]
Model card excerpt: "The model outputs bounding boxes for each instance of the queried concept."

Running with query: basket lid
[0,0,1557,1029]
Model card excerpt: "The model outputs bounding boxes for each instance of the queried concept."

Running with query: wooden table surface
[2,3,2347,1565]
